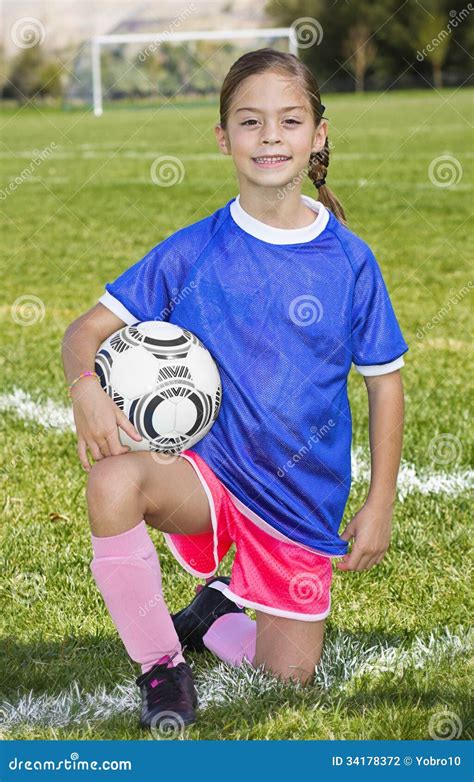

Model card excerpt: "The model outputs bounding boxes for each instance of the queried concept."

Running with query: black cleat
[135,652,198,732]
[171,575,246,652]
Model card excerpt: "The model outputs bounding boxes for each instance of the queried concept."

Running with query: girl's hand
[71,382,143,472]
[336,500,393,572]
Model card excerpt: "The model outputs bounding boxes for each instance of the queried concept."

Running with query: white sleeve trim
[98,291,139,326]
[353,354,405,376]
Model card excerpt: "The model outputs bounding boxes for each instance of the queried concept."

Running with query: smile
[252,155,292,168]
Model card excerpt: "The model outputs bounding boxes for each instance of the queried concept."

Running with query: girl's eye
[240,119,301,126]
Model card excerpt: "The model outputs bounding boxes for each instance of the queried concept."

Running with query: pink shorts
[162,449,333,621]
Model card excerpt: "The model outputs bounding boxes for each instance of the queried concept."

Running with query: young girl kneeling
[62,48,408,732]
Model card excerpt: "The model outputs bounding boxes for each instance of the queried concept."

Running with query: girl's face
[215,71,327,191]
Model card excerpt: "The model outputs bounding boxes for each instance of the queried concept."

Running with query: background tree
[409,0,452,88]
[266,0,472,92]
[7,43,64,102]
[342,22,378,92]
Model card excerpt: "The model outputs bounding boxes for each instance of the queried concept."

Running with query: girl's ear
[214,124,231,155]
[311,118,328,155]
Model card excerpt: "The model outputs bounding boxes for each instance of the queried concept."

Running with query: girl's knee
[254,653,317,686]
[86,455,139,503]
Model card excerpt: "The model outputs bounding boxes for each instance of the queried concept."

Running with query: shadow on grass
[1,634,136,695]
[1,623,454,697]
[1,625,471,739]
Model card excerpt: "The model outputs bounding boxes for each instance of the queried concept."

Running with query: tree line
[1,0,472,105]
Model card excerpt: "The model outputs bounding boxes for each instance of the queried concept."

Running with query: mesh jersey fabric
[98,194,408,556]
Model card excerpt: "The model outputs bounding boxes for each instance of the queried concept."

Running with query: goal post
[91,27,299,116]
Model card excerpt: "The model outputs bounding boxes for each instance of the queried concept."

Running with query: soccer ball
[95,321,222,454]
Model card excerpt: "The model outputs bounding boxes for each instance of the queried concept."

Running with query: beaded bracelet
[67,370,100,398]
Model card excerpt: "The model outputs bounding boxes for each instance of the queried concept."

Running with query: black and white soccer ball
[95,321,222,454]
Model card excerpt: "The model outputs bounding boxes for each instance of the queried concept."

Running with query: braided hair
[218,48,348,227]
[307,135,346,224]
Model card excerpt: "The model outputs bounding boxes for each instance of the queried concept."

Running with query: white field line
[0,388,75,431]
[198,624,473,705]
[1,388,472,499]
[0,625,470,730]
[350,445,473,500]
[14,177,473,191]
[1,147,473,160]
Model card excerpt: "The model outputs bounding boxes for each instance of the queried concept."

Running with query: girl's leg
[87,451,213,538]
[254,611,326,685]
[202,611,257,666]
[86,452,213,673]
[203,609,325,685]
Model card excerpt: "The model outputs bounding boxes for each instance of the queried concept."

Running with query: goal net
[90,27,298,116]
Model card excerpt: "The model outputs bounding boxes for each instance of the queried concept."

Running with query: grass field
[1,87,473,741]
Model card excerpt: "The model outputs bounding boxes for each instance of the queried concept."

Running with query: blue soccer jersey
[98,194,408,557]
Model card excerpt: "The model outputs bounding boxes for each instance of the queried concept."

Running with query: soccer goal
[91,27,299,116]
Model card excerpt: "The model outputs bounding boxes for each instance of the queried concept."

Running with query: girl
[62,49,408,732]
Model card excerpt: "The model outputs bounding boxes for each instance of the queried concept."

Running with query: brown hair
[218,48,347,227]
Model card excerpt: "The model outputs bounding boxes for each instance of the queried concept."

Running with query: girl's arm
[336,370,405,572]
[63,305,119,386]
[365,370,405,508]
[62,304,143,471]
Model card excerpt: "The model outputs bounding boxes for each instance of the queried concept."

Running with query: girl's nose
[261,121,282,145]
[262,133,282,144]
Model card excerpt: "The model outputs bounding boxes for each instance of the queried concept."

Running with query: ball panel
[174,396,199,432]
[110,346,159,399]
[185,343,221,394]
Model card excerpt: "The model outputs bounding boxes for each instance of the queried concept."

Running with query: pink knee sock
[90,520,185,674]
[202,612,256,666]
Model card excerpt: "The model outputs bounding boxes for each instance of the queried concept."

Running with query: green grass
[1,88,473,740]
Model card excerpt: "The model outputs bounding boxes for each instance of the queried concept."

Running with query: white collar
[230,193,329,245]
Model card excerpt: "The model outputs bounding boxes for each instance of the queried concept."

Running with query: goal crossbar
[91,27,298,116]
